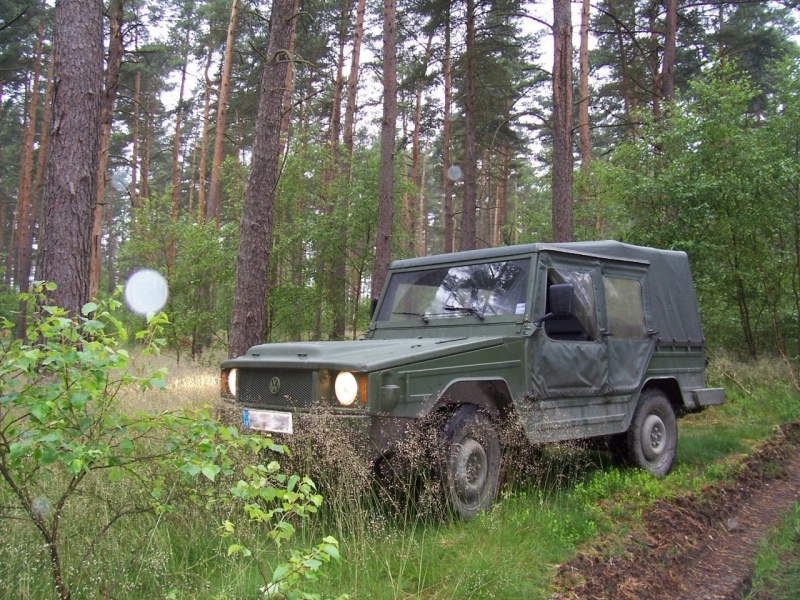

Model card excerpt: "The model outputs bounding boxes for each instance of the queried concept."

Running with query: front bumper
[218,400,416,465]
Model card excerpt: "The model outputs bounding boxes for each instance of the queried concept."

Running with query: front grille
[238,369,315,409]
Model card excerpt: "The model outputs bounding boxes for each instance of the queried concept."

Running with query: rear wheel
[625,389,677,476]
[440,405,502,519]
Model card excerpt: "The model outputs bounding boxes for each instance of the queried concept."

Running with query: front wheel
[440,405,502,519]
[625,389,677,477]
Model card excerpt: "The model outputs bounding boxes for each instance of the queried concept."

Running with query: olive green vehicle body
[220,241,724,464]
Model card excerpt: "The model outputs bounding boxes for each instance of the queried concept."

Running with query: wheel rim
[641,413,667,461]
[453,437,488,506]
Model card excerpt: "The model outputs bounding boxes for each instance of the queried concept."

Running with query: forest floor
[553,421,800,600]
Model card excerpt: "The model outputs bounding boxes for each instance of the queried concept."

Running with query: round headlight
[334,371,358,406]
[227,368,238,397]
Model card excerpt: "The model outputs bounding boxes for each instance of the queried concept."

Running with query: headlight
[226,368,238,397]
[334,371,359,406]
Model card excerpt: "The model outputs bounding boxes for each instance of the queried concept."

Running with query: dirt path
[554,421,800,600]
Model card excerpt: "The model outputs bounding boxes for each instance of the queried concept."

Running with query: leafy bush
[0,284,346,599]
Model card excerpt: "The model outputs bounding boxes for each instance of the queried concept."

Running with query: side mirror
[533,283,574,326]
[549,283,574,317]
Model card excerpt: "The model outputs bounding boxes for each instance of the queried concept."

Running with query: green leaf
[81,302,99,316]
[227,544,251,557]
[201,464,220,481]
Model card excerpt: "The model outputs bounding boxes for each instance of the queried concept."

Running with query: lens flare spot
[124,269,169,316]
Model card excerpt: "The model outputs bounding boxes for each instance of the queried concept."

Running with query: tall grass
[744,502,800,600]
[2,353,798,599]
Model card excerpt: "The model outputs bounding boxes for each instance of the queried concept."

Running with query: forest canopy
[1,0,799,363]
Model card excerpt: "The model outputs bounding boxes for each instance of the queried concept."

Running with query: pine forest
[2,0,800,361]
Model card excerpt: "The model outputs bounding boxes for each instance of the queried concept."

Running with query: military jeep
[220,241,724,518]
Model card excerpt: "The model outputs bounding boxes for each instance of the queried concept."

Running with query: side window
[603,276,647,339]
[545,269,599,341]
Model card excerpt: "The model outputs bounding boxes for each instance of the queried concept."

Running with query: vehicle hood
[221,336,507,372]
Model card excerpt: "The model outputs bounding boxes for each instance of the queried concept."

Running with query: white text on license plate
[243,409,293,434]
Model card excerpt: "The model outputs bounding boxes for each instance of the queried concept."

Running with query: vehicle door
[600,262,656,413]
[526,253,610,441]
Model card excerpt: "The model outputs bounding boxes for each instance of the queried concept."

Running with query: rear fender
[641,378,685,415]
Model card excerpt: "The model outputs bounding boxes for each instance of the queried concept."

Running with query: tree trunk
[206,0,240,226]
[280,0,299,147]
[140,96,151,203]
[130,34,141,212]
[167,26,190,273]
[14,2,45,323]
[552,0,574,243]
[496,136,510,246]
[36,0,104,314]
[89,0,124,300]
[326,0,351,341]
[578,0,591,228]
[411,33,433,256]
[417,153,427,255]
[228,0,294,358]
[371,0,397,300]
[442,14,454,253]
[662,0,677,102]
[648,3,661,121]
[460,0,477,251]
[608,0,634,137]
[329,0,349,163]
[197,49,213,220]
[342,0,366,169]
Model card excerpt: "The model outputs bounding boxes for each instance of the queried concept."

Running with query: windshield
[376,259,530,323]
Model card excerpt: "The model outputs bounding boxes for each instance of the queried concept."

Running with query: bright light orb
[124,269,169,316]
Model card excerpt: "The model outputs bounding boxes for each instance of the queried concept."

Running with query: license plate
[242,409,293,434]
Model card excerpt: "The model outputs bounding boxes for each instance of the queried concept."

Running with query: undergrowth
[3,325,798,598]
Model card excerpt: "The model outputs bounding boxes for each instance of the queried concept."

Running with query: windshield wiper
[443,305,485,321]
[392,311,430,323]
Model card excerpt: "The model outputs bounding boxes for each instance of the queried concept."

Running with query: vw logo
[269,377,281,395]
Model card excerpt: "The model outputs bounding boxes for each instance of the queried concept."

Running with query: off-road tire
[440,405,502,519]
[625,389,677,477]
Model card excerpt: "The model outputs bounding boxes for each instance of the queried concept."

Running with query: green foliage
[168,218,238,354]
[122,192,238,356]
[596,58,800,363]
[0,284,343,599]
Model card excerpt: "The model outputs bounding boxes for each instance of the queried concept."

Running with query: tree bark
[342,0,366,169]
[411,33,433,256]
[206,0,240,226]
[130,32,140,212]
[197,49,213,220]
[36,0,104,314]
[608,0,635,137]
[552,0,574,243]
[417,153,427,255]
[14,1,45,328]
[371,0,397,300]
[648,3,661,121]
[228,0,294,358]
[327,0,351,340]
[460,0,477,251]
[662,0,677,102]
[89,0,124,300]
[578,0,591,225]
[442,14,454,253]
[167,26,190,273]
[140,96,151,202]
[280,0,299,147]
